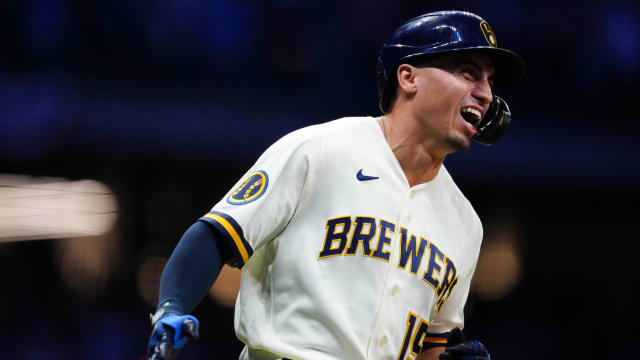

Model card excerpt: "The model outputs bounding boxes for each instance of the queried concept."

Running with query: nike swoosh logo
[357,169,379,181]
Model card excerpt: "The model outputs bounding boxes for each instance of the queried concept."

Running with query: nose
[472,78,493,107]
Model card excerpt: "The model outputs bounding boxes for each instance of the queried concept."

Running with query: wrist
[156,298,187,314]
[151,299,187,325]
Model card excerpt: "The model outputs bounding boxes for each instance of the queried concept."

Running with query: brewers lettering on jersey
[147,10,525,360]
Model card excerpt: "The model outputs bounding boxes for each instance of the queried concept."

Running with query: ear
[396,64,419,96]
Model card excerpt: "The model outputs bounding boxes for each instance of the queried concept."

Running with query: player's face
[411,53,495,152]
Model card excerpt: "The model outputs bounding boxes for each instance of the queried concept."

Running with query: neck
[379,112,447,187]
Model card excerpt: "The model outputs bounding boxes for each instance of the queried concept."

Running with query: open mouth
[460,106,482,128]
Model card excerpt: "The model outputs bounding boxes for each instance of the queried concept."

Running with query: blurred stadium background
[1,0,638,359]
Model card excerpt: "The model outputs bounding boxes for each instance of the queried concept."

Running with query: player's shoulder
[288,116,376,137]
[320,116,379,132]
[438,166,471,202]
[438,166,483,232]
[273,116,378,148]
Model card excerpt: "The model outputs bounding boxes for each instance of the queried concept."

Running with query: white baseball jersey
[199,116,483,360]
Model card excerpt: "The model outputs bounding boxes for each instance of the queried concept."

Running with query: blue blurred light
[204,1,257,65]
[0,75,78,161]
[148,0,256,67]
[602,6,639,73]
[149,0,203,53]
[272,0,313,6]
[479,0,523,27]
[24,0,67,58]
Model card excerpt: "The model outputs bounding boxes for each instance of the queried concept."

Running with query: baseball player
[147,10,525,360]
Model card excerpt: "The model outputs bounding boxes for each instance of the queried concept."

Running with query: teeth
[461,107,481,121]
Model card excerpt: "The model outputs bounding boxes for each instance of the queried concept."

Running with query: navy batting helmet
[377,10,525,113]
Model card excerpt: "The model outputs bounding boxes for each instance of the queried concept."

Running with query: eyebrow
[454,57,495,81]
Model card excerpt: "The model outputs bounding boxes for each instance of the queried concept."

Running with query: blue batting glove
[439,328,490,360]
[148,308,200,360]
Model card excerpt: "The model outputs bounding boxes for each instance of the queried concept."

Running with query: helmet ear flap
[472,95,511,146]
[377,58,401,114]
[378,79,396,114]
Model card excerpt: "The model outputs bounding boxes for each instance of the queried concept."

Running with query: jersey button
[379,336,388,347]
[407,214,411,222]
[391,285,399,296]
[409,191,415,199]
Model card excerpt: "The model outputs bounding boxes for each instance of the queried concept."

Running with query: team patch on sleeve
[227,170,269,205]
[199,211,254,268]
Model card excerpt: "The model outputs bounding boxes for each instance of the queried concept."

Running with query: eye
[486,72,495,87]
[461,67,477,80]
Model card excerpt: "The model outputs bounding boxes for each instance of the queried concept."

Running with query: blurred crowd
[1,1,638,359]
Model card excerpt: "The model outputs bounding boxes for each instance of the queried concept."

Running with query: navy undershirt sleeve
[156,221,229,315]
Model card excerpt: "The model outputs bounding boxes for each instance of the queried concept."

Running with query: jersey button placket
[367,188,412,359]
[402,190,412,226]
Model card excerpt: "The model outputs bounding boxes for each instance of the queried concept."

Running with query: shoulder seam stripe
[204,213,250,263]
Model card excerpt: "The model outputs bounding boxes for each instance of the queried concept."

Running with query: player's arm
[418,328,491,360]
[417,346,445,360]
[147,220,233,360]
[417,332,447,360]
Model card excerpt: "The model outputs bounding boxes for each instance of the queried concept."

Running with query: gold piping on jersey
[204,213,250,263]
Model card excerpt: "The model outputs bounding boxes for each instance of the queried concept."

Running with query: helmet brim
[401,46,526,87]
[474,47,526,87]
